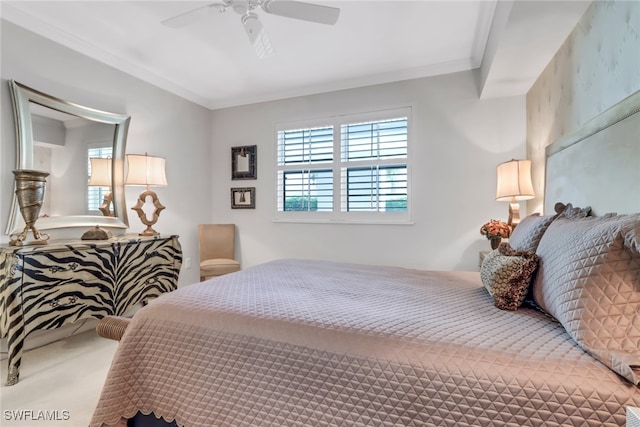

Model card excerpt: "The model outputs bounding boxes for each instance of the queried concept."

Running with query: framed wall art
[231,187,255,209]
[231,145,257,180]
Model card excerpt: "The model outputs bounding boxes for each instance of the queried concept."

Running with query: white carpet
[0,330,119,427]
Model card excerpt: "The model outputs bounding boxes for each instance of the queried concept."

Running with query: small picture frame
[231,187,255,209]
[231,145,257,180]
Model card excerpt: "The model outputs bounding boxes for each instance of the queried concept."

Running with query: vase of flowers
[480,219,511,250]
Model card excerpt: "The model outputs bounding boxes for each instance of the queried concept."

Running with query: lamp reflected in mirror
[88,157,113,217]
[125,153,168,236]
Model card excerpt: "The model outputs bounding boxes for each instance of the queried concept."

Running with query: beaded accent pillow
[480,243,540,311]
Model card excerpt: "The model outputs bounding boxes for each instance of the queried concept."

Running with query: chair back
[198,224,236,261]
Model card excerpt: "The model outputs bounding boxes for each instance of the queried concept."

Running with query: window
[276,108,410,223]
[87,146,112,213]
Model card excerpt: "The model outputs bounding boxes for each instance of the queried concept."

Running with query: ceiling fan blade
[241,13,274,59]
[262,0,340,25]
[162,3,226,28]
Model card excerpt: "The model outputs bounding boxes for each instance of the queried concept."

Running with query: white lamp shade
[88,158,112,187]
[125,154,168,187]
[496,159,534,201]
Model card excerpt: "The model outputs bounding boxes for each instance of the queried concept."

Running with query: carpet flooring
[1,330,118,426]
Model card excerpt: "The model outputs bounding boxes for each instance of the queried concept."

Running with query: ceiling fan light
[241,13,274,59]
[241,13,260,41]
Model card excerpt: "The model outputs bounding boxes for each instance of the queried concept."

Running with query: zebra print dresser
[0,234,182,386]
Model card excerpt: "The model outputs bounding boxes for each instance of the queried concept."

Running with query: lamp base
[99,191,113,217]
[131,189,165,237]
[508,201,521,231]
[138,228,160,237]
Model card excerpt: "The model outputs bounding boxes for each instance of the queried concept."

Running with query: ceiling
[1,1,590,110]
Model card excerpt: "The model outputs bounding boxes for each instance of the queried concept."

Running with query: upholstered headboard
[544,90,640,216]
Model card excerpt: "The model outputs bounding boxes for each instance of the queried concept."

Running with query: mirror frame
[5,80,131,234]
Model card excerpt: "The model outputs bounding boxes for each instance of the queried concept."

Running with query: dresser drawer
[22,282,111,333]
[21,255,113,333]
[114,237,181,314]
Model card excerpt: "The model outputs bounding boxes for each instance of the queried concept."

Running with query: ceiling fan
[162,0,341,59]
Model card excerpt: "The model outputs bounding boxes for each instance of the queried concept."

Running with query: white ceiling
[1,1,590,110]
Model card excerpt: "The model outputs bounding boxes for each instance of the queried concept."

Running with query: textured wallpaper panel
[526,1,640,212]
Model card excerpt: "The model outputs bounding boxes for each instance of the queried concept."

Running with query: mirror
[5,80,131,235]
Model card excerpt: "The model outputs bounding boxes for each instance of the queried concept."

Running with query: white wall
[1,20,211,287]
[210,71,526,272]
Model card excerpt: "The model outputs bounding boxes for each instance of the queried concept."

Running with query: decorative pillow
[480,243,539,311]
[509,202,591,253]
[509,213,556,252]
[532,214,640,384]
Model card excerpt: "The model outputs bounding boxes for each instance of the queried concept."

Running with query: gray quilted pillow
[532,214,640,384]
[509,213,556,252]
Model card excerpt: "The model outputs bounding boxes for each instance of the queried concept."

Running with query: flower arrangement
[480,219,511,240]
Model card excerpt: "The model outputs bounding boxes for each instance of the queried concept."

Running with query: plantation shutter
[278,126,334,211]
[341,117,408,212]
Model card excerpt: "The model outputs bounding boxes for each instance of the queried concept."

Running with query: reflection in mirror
[6,80,131,235]
[88,157,114,217]
[31,104,115,218]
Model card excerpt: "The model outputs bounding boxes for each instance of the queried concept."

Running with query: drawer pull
[49,296,79,308]
[49,263,78,273]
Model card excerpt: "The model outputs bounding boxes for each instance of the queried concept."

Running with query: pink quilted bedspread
[91,259,639,427]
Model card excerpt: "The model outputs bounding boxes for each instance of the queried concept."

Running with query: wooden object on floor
[96,316,131,341]
[199,224,241,281]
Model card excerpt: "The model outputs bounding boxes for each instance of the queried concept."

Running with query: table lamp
[125,153,167,236]
[88,157,113,217]
[496,159,534,229]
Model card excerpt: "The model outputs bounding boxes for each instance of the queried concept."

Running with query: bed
[90,91,640,427]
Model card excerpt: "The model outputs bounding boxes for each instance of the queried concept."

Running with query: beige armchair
[198,224,241,281]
